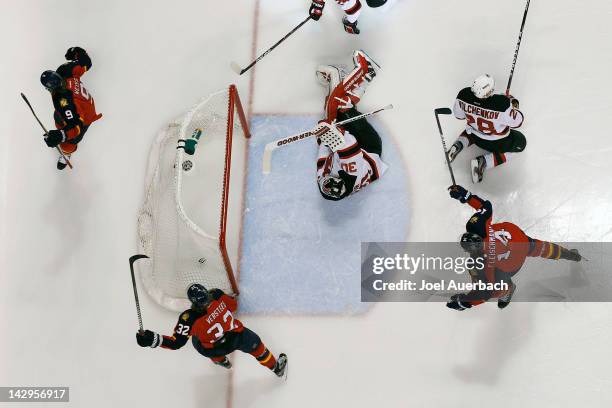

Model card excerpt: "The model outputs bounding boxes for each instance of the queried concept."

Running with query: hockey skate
[342,17,360,34]
[273,353,288,378]
[213,357,232,369]
[353,49,380,82]
[470,155,486,183]
[57,154,71,170]
[498,282,516,309]
[567,248,583,262]
[447,141,463,163]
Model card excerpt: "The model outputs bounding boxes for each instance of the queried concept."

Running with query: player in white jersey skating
[308,0,388,34]
[447,74,526,183]
[314,50,388,201]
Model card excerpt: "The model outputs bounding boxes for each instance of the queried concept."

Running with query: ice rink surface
[2,0,612,407]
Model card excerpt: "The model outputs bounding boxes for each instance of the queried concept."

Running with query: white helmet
[471,74,495,99]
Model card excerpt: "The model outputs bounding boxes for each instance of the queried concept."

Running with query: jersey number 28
[466,113,496,135]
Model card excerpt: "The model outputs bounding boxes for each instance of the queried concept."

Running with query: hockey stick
[506,0,531,95]
[434,107,456,186]
[262,104,394,174]
[231,16,312,75]
[20,92,73,169]
[129,254,149,333]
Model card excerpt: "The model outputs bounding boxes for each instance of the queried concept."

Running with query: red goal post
[137,84,250,311]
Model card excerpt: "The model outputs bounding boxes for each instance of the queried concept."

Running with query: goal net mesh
[137,86,248,311]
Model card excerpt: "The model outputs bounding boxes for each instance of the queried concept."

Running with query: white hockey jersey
[453,87,524,141]
[316,131,388,200]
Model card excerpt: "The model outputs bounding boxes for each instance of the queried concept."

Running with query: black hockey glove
[65,46,87,61]
[44,130,66,148]
[448,185,471,203]
[446,294,472,311]
[507,94,520,109]
[136,330,162,348]
[309,0,325,21]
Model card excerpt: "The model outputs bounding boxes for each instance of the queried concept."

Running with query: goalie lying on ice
[315,50,388,201]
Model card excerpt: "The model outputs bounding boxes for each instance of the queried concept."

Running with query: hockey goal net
[137,85,250,311]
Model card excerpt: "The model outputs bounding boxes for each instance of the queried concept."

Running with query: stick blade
[230,61,244,75]
[129,254,149,268]
[435,107,452,115]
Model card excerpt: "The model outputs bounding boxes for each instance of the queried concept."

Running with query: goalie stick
[21,93,73,169]
[434,107,456,186]
[262,104,393,174]
[506,0,531,95]
[231,16,312,75]
[129,254,149,333]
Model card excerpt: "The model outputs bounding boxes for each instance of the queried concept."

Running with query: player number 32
[206,310,238,342]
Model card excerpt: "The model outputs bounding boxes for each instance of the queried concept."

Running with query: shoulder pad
[210,289,224,300]
[457,87,472,100]
[486,94,511,112]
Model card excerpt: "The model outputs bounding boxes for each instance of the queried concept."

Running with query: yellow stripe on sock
[259,354,273,365]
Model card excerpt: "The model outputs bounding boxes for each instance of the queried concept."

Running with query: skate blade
[470,158,482,184]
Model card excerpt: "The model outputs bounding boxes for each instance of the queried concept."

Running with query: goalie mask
[187,283,211,310]
[320,176,347,200]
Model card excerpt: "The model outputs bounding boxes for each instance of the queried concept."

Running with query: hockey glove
[45,130,66,148]
[448,185,471,203]
[446,294,472,311]
[136,330,162,348]
[65,46,87,61]
[309,0,325,21]
[508,94,520,109]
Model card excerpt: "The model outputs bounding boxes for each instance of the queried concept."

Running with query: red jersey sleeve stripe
[362,151,380,181]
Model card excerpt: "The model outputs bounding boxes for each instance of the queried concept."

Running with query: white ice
[2,0,612,407]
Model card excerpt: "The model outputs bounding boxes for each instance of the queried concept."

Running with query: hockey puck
[182,160,193,171]
[198,258,207,265]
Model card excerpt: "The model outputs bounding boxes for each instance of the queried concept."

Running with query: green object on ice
[184,128,203,155]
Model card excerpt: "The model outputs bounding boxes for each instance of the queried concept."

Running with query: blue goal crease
[238,114,410,315]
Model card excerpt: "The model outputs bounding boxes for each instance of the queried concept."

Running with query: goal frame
[138,84,250,309]
[219,84,250,295]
